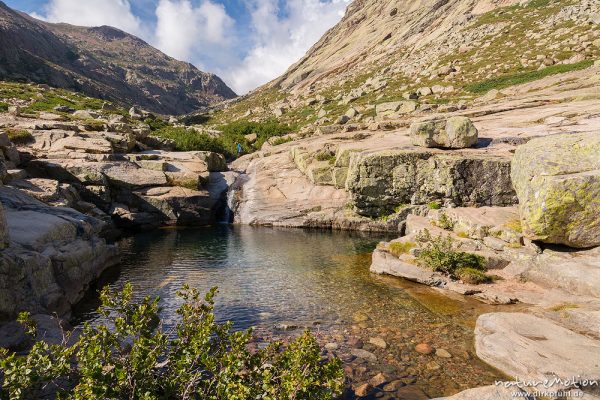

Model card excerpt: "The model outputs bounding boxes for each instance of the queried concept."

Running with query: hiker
[236,142,243,155]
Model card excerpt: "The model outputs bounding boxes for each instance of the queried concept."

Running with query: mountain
[211,0,598,126]
[0,1,236,115]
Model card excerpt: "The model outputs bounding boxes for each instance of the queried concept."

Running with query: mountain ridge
[0,1,236,115]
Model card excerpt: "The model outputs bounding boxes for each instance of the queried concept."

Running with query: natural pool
[74,225,507,399]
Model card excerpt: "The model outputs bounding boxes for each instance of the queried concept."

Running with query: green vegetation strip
[0,284,344,399]
[151,120,292,159]
[465,60,594,94]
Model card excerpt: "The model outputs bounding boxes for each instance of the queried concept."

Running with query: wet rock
[369,337,387,349]
[351,348,378,362]
[354,382,374,397]
[395,386,430,399]
[325,342,339,351]
[348,337,364,348]
[369,372,388,387]
[435,348,452,358]
[415,343,434,354]
[383,380,405,391]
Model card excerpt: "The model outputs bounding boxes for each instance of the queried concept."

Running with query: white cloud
[219,0,350,94]
[37,0,146,37]
[154,0,234,65]
[31,0,350,94]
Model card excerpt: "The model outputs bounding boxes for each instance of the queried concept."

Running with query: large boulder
[511,132,600,248]
[0,186,119,318]
[410,117,478,149]
[345,150,516,217]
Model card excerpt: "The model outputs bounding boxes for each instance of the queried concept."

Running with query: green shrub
[151,127,230,155]
[5,128,33,144]
[427,201,441,210]
[455,267,492,284]
[415,229,487,278]
[218,120,293,153]
[270,136,293,146]
[144,116,169,131]
[0,284,344,400]
[0,102,8,112]
[435,213,455,230]
[465,60,594,94]
[389,242,415,257]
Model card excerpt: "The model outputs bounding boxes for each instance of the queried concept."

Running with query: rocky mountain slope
[0,1,236,115]
[208,0,598,128]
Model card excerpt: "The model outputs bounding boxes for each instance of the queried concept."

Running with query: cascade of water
[219,173,248,224]
[221,187,237,224]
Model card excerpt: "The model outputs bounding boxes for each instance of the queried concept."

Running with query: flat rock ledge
[475,312,600,399]
[432,385,534,400]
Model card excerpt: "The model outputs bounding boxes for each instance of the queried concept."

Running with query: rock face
[346,150,515,217]
[475,313,600,383]
[511,132,600,248]
[410,117,478,149]
[0,185,119,319]
[0,202,7,249]
[0,2,236,114]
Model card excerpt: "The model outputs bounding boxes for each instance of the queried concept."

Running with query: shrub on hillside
[151,127,230,155]
[0,284,344,400]
[151,121,293,159]
[5,128,33,144]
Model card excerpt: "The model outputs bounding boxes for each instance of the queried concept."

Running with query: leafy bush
[5,128,33,145]
[270,136,293,146]
[151,121,293,159]
[388,242,415,258]
[0,102,8,112]
[151,127,230,155]
[434,213,455,230]
[465,60,594,94]
[0,284,344,400]
[415,229,488,280]
[218,120,293,153]
[427,201,441,210]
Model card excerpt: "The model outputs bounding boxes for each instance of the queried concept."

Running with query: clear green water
[74,225,506,398]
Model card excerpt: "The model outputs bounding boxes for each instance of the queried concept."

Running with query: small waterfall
[219,173,248,224]
[221,187,236,224]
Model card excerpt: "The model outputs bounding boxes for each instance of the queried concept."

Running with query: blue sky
[6,0,350,93]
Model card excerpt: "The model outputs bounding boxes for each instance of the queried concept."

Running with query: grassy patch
[428,201,441,210]
[456,267,493,284]
[415,229,490,283]
[5,128,33,144]
[151,127,229,155]
[151,120,293,158]
[465,60,595,94]
[389,242,415,258]
[270,136,294,146]
[0,102,8,112]
[504,218,523,233]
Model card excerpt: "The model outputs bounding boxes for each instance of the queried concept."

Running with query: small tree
[0,284,344,400]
